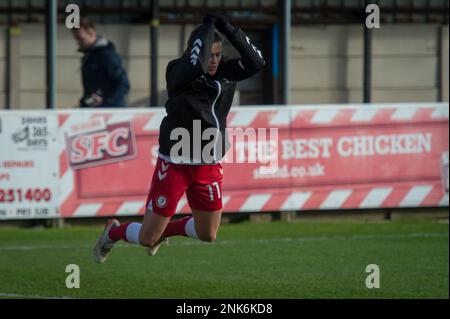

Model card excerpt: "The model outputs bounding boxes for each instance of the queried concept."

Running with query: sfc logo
[65,118,137,170]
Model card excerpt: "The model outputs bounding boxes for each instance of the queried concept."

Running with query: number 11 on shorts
[206,182,221,201]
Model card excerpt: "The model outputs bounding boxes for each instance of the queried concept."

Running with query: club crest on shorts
[156,195,168,208]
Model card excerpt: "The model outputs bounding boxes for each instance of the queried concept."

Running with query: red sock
[108,222,132,242]
[163,216,191,238]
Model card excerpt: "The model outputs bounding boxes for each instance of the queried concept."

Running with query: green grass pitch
[0,218,448,299]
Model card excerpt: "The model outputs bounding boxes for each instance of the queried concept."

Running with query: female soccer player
[94,14,265,263]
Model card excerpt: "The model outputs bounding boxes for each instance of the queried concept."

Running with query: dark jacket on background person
[158,20,265,164]
[79,37,130,108]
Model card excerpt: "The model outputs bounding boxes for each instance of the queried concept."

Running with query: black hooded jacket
[80,37,130,108]
[158,20,265,164]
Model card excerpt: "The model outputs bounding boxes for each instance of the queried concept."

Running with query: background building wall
[0,26,6,109]
[443,25,449,102]
[0,22,448,109]
[290,24,447,104]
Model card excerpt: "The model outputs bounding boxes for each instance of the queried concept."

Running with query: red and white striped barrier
[55,103,449,218]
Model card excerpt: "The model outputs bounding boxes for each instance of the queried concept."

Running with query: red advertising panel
[59,110,162,217]
[58,104,449,218]
[222,105,449,212]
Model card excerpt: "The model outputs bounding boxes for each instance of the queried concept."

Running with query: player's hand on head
[205,13,236,35]
[203,14,216,26]
[214,14,229,28]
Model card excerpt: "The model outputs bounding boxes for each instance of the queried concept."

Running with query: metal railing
[0,0,448,25]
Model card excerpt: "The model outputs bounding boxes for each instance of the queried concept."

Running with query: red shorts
[145,157,223,217]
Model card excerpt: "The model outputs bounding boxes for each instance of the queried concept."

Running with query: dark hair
[213,31,223,44]
[79,18,96,32]
[186,25,222,51]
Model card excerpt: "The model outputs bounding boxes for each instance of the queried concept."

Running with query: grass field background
[0,218,448,299]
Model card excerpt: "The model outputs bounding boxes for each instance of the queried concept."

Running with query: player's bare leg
[139,209,171,255]
[96,208,171,261]
[141,208,221,257]
[191,209,222,242]
[100,203,223,259]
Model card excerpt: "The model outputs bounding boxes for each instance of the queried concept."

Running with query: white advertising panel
[0,112,59,219]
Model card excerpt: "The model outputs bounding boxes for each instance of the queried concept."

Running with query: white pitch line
[182,232,449,246]
[0,292,74,299]
[0,244,91,251]
[0,232,447,251]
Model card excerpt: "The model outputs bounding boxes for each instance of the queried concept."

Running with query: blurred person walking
[72,19,130,108]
